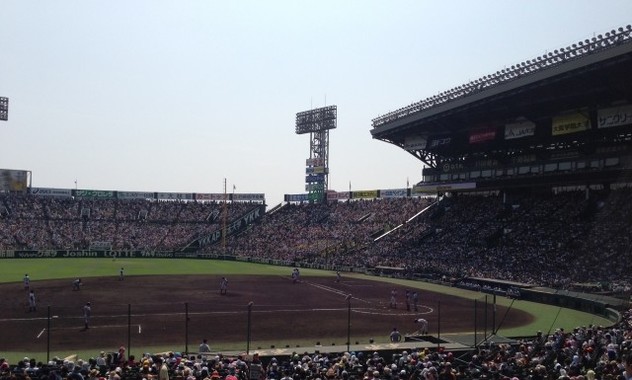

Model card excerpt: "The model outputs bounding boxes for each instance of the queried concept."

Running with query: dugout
[518,287,625,320]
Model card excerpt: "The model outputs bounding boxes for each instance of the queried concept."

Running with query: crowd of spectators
[4,307,632,380]
[0,195,256,251]
[222,188,632,290]
[224,197,431,263]
[2,187,632,289]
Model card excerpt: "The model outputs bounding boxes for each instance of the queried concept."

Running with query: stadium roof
[371,26,632,165]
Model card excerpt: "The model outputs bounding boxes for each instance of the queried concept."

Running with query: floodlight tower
[0,97,8,121]
[295,105,337,203]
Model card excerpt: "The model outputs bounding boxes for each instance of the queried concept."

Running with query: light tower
[0,97,8,121]
[295,105,337,203]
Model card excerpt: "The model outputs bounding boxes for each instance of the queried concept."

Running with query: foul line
[35,324,142,339]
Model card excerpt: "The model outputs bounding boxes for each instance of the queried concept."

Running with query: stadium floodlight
[295,105,337,134]
[0,97,8,121]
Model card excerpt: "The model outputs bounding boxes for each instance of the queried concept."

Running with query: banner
[197,205,264,247]
[404,136,427,151]
[505,120,536,140]
[379,188,408,198]
[231,193,265,202]
[156,192,194,200]
[552,113,590,136]
[30,187,72,198]
[469,128,496,144]
[117,191,155,200]
[75,189,115,199]
[0,250,231,259]
[429,136,451,149]
[598,105,632,129]
[0,169,27,192]
[413,182,476,193]
[327,191,350,200]
[351,190,379,199]
[195,193,228,201]
[285,193,309,202]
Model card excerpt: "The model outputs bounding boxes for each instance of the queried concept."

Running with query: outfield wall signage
[0,250,236,259]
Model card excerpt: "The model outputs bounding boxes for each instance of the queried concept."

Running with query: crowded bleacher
[0,194,256,251]
[3,187,632,291]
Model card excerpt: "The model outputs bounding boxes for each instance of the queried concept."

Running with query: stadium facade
[371,25,632,195]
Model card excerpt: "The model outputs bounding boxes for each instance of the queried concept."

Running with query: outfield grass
[3,258,307,282]
[0,258,614,362]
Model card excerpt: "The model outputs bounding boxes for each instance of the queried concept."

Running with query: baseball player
[413,318,428,335]
[389,289,397,309]
[119,267,124,281]
[23,274,30,290]
[83,302,92,329]
[28,290,36,312]
[72,278,82,291]
[220,277,228,295]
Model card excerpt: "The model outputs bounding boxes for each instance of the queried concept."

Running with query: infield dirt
[0,274,532,353]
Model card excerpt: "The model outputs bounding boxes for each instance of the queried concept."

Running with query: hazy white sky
[1,1,631,206]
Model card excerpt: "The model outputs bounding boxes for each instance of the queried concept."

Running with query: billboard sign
[598,105,632,129]
[505,120,536,139]
[469,128,496,144]
[552,113,590,136]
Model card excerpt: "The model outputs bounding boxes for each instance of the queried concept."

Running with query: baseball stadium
[2,24,632,380]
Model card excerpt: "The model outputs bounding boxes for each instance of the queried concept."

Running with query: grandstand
[2,25,632,380]
[371,25,632,194]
